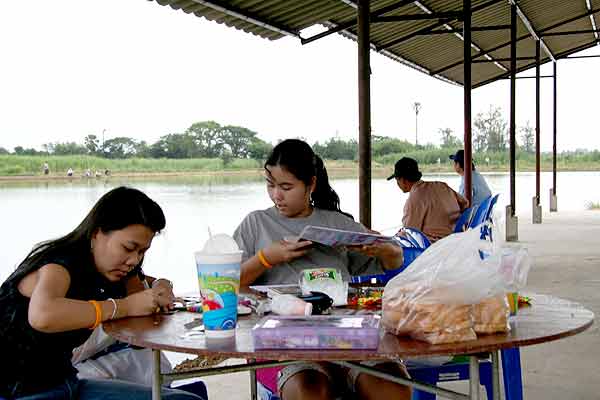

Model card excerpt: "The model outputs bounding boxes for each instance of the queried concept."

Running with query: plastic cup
[194,250,242,339]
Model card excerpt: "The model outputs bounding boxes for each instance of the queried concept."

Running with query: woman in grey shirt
[233,139,410,400]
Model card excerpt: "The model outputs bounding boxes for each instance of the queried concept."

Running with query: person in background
[43,162,50,175]
[234,139,409,400]
[388,157,468,243]
[449,149,492,209]
[67,167,74,177]
[0,186,204,400]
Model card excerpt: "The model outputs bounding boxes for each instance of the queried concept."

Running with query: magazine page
[298,225,395,247]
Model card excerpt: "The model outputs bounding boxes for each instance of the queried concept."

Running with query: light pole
[101,129,106,156]
[413,102,421,147]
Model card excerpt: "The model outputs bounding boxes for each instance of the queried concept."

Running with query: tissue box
[252,315,381,350]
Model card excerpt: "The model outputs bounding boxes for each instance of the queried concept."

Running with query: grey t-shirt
[233,207,384,284]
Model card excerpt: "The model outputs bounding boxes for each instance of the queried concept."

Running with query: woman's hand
[262,239,313,266]
[347,241,403,270]
[122,285,175,317]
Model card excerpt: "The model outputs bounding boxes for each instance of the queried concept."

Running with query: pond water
[1,171,598,292]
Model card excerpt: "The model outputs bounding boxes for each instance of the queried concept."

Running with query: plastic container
[270,294,312,316]
[252,315,381,350]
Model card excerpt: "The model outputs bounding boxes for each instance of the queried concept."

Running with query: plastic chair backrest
[469,195,493,228]
[485,194,499,222]
[453,206,474,233]
[402,227,431,249]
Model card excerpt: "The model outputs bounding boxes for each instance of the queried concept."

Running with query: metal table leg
[469,355,480,400]
[492,350,501,400]
[248,358,257,400]
[153,349,163,400]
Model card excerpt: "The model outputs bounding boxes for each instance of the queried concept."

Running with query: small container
[252,314,381,350]
[270,294,312,316]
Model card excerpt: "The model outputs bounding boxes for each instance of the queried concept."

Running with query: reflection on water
[1,171,599,292]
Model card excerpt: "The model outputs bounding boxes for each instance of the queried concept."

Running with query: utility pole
[102,129,106,156]
[413,102,421,147]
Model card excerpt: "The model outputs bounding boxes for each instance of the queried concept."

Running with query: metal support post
[463,0,473,207]
[357,0,372,228]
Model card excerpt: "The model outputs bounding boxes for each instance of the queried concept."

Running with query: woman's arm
[240,240,313,286]
[348,242,403,270]
[27,264,172,333]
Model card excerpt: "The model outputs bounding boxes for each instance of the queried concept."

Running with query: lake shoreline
[1,164,598,183]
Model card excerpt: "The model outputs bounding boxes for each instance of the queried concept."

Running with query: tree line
[0,107,588,161]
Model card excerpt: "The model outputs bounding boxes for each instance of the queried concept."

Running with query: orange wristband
[89,300,102,330]
[257,249,273,269]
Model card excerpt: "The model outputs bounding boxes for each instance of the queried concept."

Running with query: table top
[103,293,594,361]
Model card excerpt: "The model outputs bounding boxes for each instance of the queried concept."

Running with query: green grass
[0,155,262,176]
[0,152,598,177]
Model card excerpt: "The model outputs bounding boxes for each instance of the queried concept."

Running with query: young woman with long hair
[0,186,204,400]
[233,139,410,400]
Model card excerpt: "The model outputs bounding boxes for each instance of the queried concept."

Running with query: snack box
[252,314,381,350]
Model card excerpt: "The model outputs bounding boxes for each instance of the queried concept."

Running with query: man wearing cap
[388,157,468,242]
[449,149,492,209]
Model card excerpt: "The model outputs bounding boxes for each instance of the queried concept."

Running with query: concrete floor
[178,210,600,400]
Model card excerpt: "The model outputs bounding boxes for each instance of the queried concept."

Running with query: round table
[104,294,594,400]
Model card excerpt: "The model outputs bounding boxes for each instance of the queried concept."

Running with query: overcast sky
[1,0,599,152]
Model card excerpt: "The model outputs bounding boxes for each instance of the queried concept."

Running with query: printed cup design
[195,251,242,338]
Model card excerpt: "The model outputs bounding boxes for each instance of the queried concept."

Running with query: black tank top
[0,250,129,398]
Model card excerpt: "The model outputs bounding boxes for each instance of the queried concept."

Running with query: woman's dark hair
[265,139,352,218]
[16,186,166,275]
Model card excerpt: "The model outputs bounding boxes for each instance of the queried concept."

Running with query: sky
[1,0,599,152]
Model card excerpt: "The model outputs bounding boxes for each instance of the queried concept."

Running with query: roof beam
[508,0,556,62]
[411,0,507,73]
[585,0,599,43]
[427,24,510,34]
[301,0,416,45]
[473,38,598,88]
[430,8,600,76]
[542,29,600,37]
[187,0,300,38]
[378,0,501,50]
[372,12,463,23]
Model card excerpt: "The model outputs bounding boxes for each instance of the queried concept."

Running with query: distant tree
[474,106,507,152]
[52,142,87,155]
[247,137,273,161]
[134,140,151,158]
[0,147,9,154]
[187,121,224,158]
[314,138,357,160]
[221,125,258,158]
[519,121,535,153]
[103,137,138,159]
[151,133,197,159]
[439,128,463,148]
[84,134,100,155]
[372,136,414,157]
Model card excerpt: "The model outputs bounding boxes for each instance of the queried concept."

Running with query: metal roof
[152,0,600,88]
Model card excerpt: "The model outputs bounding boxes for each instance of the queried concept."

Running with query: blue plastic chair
[469,195,493,228]
[350,229,430,285]
[454,206,474,233]
[410,348,523,400]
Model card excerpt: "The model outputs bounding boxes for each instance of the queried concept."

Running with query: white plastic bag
[382,226,531,344]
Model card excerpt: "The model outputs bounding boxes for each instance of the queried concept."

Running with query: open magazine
[298,225,398,247]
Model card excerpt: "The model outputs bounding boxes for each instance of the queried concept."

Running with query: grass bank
[0,154,598,180]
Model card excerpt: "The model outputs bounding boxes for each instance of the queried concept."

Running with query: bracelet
[257,249,273,269]
[107,297,118,320]
[88,300,102,330]
[151,278,173,289]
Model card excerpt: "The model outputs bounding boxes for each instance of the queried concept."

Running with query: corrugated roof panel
[149,0,600,87]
